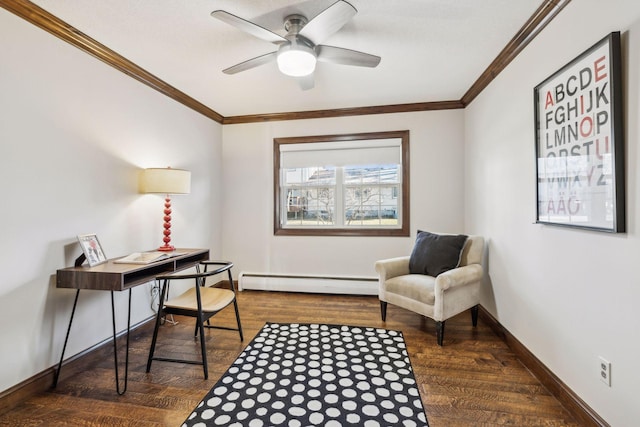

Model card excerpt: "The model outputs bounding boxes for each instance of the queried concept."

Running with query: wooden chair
[146,261,243,379]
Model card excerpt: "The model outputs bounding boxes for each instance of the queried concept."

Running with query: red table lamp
[140,167,191,251]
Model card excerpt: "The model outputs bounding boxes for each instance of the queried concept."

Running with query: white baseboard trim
[238,272,378,295]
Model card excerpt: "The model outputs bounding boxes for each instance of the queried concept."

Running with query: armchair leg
[471,305,479,327]
[435,321,445,346]
[380,301,387,321]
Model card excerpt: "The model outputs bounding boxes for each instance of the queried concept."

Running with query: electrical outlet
[599,356,611,386]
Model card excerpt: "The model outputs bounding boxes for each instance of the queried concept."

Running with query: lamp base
[158,196,175,252]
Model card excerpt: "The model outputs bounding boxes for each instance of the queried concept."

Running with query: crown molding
[2,0,570,124]
[461,0,572,106]
[222,100,464,124]
[0,0,224,123]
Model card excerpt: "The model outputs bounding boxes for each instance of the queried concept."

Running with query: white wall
[0,10,222,393]
[221,110,466,280]
[465,1,640,425]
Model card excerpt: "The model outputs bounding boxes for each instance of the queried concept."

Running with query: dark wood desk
[57,248,210,291]
[54,248,210,394]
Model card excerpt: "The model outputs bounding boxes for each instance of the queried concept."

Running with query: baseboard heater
[238,272,378,295]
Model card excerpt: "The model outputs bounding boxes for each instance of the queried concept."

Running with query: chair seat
[165,287,236,313]
[385,275,436,305]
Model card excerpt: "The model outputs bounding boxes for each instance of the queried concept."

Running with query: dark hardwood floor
[0,291,579,426]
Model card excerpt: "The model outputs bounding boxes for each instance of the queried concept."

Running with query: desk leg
[111,289,132,395]
[53,289,81,388]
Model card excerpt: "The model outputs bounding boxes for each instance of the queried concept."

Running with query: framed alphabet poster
[534,32,625,232]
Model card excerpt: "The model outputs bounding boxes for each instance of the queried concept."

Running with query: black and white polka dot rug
[183,323,429,426]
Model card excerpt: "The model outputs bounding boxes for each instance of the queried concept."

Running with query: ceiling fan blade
[211,10,287,44]
[297,74,315,91]
[298,0,357,44]
[316,45,381,68]
[222,51,278,74]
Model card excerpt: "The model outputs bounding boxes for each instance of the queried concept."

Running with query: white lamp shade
[277,44,317,77]
[140,168,191,194]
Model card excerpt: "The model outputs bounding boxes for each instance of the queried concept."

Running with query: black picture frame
[534,32,625,232]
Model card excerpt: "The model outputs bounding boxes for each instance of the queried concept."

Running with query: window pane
[344,185,399,227]
[344,164,399,184]
[305,187,335,225]
[342,166,400,227]
[285,187,306,226]
[283,167,335,185]
[282,167,335,227]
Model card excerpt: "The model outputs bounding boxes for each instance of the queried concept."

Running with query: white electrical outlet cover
[599,356,611,386]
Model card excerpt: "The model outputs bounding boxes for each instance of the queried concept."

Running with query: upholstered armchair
[376,233,484,345]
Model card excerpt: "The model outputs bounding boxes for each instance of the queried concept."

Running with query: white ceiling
[30,0,543,117]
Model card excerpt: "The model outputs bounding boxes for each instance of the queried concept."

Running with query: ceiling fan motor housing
[284,14,308,35]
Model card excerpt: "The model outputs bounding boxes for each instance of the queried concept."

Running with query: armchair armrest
[375,256,411,280]
[435,264,483,291]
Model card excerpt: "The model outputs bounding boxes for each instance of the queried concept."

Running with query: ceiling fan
[211,0,381,90]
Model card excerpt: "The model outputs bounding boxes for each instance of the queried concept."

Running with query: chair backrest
[459,235,484,266]
[156,261,235,290]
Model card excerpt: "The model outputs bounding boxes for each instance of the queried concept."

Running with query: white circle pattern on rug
[183,323,428,426]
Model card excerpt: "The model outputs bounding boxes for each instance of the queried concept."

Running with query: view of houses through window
[274,130,410,236]
[283,165,400,227]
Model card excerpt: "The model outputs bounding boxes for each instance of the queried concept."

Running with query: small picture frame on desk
[77,234,107,267]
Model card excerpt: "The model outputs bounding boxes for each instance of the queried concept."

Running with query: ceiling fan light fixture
[277,42,317,77]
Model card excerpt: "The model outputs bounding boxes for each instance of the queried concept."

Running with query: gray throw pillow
[409,231,468,276]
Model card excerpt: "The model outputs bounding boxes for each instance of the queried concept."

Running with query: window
[274,131,410,236]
